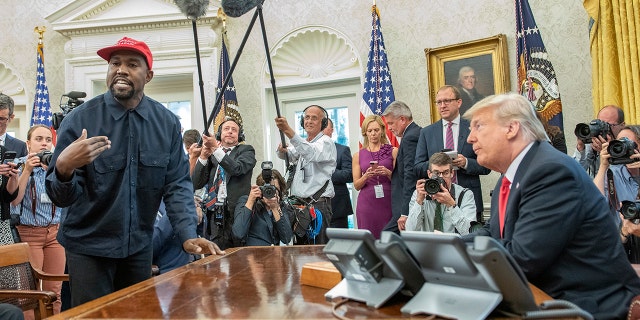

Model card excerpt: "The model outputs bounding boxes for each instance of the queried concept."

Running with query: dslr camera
[574,119,612,144]
[608,137,638,165]
[36,150,53,166]
[260,161,277,199]
[621,200,640,221]
[424,175,446,195]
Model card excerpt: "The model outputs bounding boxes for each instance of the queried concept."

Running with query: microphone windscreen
[64,91,87,99]
[175,0,209,19]
[221,0,260,17]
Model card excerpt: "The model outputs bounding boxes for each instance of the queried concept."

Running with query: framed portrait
[425,34,510,123]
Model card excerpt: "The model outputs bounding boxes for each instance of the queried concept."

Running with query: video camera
[574,119,612,144]
[621,200,640,221]
[424,175,446,195]
[608,137,638,165]
[53,91,86,130]
[260,161,277,199]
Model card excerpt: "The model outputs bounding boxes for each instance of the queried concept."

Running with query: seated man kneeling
[406,152,476,234]
[232,165,293,246]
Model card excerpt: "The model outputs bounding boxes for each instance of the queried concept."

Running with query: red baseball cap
[97,36,153,69]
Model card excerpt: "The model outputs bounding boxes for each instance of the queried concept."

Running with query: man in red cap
[45,36,224,307]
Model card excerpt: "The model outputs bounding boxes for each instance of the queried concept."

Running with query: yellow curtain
[583,0,640,123]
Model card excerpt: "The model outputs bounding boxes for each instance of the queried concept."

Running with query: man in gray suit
[0,94,27,157]
[414,85,490,222]
[381,101,421,233]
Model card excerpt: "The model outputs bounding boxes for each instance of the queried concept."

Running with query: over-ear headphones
[216,117,245,142]
[300,105,329,131]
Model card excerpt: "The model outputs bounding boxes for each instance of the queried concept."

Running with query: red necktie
[498,176,511,238]
[445,121,457,183]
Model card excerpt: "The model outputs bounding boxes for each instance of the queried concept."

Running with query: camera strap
[606,169,620,214]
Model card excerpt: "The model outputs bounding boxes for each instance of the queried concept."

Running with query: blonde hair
[361,115,388,148]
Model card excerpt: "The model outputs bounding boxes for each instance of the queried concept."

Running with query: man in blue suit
[463,93,640,319]
[381,101,421,233]
[0,94,27,157]
[414,85,490,222]
[323,119,353,228]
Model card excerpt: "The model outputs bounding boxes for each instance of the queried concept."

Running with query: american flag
[516,0,564,130]
[31,43,53,127]
[360,5,398,147]
[31,41,56,144]
[212,36,243,132]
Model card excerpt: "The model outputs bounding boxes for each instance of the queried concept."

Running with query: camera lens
[574,123,591,140]
[424,177,444,195]
[37,150,53,166]
[621,201,640,220]
[260,185,277,199]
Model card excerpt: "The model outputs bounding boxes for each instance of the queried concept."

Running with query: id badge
[218,182,228,202]
[374,184,384,198]
[41,193,52,204]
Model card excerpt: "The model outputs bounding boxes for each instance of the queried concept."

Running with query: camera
[36,150,53,166]
[608,137,638,165]
[53,91,86,130]
[574,119,612,144]
[621,200,640,220]
[260,161,277,199]
[424,175,446,195]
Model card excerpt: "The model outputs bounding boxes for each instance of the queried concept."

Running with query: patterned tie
[434,202,443,232]
[205,148,231,209]
[498,176,511,238]
[445,121,457,183]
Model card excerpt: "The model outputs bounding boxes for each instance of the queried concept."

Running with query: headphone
[300,105,329,131]
[216,117,245,142]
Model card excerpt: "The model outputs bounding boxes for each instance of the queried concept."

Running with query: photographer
[573,105,625,177]
[593,126,640,261]
[10,124,64,315]
[406,152,476,234]
[232,165,292,246]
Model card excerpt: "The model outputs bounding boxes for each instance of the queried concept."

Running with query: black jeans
[66,245,152,307]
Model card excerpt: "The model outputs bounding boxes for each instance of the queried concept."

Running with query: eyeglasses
[431,169,452,177]
[0,117,10,123]
[435,98,459,106]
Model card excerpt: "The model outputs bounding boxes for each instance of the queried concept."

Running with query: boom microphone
[221,0,261,18]
[63,91,87,99]
[175,0,209,20]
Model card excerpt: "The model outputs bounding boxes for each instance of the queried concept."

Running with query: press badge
[374,184,384,198]
[41,193,52,204]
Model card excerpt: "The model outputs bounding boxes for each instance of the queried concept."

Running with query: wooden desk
[49,245,551,319]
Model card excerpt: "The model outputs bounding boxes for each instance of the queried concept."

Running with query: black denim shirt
[46,91,197,258]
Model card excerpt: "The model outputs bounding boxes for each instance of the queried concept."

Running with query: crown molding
[46,0,221,37]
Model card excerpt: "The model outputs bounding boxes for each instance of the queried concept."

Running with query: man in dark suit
[192,118,256,249]
[414,85,490,222]
[323,119,353,228]
[0,93,27,157]
[463,93,640,319]
[456,66,484,116]
[381,101,421,233]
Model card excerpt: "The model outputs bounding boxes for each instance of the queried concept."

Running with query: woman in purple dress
[352,115,397,239]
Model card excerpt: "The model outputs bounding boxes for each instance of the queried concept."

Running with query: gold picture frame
[425,34,510,123]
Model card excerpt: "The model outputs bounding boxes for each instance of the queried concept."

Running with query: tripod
[204,1,289,167]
